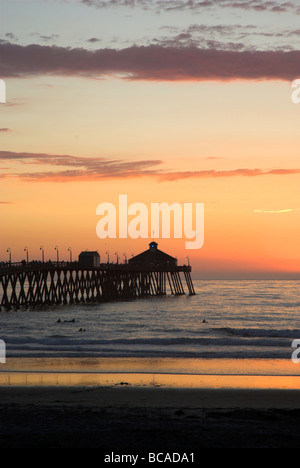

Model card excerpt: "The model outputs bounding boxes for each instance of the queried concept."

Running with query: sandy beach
[1,384,300,449]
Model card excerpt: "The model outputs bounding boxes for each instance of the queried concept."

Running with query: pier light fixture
[54,246,59,263]
[6,248,11,264]
[68,247,72,262]
[40,246,45,262]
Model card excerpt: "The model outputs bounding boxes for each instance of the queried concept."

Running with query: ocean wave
[217,327,300,338]
[5,334,295,349]
[2,280,300,360]
[5,347,292,360]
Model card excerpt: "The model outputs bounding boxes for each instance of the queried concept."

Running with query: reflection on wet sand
[1,357,300,389]
[1,371,300,389]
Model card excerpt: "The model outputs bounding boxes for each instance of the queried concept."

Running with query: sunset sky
[0,0,300,278]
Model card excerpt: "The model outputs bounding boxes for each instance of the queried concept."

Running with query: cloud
[203,157,223,160]
[254,208,300,213]
[38,34,59,42]
[81,0,300,14]
[0,128,11,132]
[221,0,298,13]
[0,151,163,181]
[1,42,299,81]
[5,32,18,41]
[153,30,247,52]
[87,37,102,43]
[156,24,300,51]
[158,168,300,182]
[1,151,300,183]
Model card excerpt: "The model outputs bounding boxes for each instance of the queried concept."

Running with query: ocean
[1,279,300,387]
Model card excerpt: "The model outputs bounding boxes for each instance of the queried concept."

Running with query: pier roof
[128,242,177,266]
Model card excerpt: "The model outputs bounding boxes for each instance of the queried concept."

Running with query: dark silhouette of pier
[0,243,195,309]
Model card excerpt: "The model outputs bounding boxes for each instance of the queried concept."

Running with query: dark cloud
[0,151,163,181]
[38,34,59,42]
[5,33,17,40]
[87,37,102,43]
[1,151,300,183]
[0,42,299,81]
[0,128,11,132]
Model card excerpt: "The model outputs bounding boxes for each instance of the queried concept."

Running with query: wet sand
[1,385,300,448]
[1,358,300,448]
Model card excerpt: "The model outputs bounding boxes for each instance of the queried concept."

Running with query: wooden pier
[0,243,195,310]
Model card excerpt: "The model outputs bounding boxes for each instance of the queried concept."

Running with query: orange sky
[0,1,300,278]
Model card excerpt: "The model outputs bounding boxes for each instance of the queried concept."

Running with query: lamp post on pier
[40,246,45,263]
[24,247,29,263]
[55,246,59,263]
[6,248,11,264]
[68,247,72,262]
